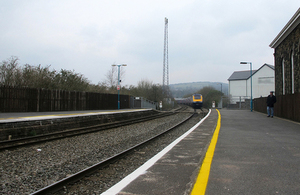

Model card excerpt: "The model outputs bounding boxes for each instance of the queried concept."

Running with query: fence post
[37,89,40,112]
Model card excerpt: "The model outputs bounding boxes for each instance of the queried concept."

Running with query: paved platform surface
[102,109,300,195]
[206,109,300,194]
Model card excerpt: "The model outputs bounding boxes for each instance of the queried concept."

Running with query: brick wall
[273,23,300,95]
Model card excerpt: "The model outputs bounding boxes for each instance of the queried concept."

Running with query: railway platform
[102,109,300,195]
[0,109,151,123]
[0,109,154,142]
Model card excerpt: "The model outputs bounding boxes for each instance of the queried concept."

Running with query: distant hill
[169,81,228,98]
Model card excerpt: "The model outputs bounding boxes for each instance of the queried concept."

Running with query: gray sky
[0,1,299,86]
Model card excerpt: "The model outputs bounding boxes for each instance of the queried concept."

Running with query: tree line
[0,56,168,103]
[1,56,225,108]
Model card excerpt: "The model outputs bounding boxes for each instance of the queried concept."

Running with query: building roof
[269,7,300,48]
[228,63,274,81]
[264,64,275,70]
[228,70,257,81]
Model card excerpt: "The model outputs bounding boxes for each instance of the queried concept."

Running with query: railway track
[30,110,199,195]
[0,108,188,151]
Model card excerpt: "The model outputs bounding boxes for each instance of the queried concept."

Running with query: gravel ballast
[0,112,202,195]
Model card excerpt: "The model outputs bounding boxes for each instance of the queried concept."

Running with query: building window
[282,59,285,95]
[291,51,294,94]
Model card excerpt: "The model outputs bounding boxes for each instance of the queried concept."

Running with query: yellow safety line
[191,109,221,195]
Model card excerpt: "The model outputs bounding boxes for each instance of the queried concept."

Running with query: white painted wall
[229,80,247,96]
[229,65,275,103]
[251,65,275,98]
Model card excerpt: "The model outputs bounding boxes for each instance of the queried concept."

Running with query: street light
[218,83,223,109]
[240,61,253,112]
[112,64,127,109]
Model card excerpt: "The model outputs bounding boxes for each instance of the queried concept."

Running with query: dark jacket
[267,95,276,107]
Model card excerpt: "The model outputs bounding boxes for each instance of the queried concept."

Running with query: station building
[228,63,275,104]
[269,7,300,95]
[254,7,300,122]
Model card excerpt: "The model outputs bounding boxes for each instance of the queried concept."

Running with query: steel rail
[30,112,195,195]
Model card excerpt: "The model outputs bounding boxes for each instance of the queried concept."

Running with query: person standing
[266,91,276,118]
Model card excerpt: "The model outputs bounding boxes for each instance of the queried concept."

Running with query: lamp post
[219,82,223,94]
[112,64,127,109]
[240,61,253,112]
[218,83,223,109]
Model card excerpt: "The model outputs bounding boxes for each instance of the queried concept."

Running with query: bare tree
[54,69,89,91]
[0,56,20,86]
[104,65,126,88]
[0,57,130,93]
[129,79,164,102]
[105,66,117,88]
[87,81,108,93]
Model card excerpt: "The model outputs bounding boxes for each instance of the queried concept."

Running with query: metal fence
[227,96,251,109]
[132,97,158,109]
[253,93,300,122]
[0,86,131,112]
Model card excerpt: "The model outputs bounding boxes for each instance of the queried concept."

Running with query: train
[175,94,203,110]
[191,94,203,109]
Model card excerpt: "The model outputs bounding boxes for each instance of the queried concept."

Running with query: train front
[192,94,203,109]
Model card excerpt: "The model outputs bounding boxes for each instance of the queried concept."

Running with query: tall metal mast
[163,17,169,97]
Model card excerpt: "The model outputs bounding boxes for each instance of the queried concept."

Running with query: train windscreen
[194,94,201,99]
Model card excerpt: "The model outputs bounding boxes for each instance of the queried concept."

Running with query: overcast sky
[0,1,299,86]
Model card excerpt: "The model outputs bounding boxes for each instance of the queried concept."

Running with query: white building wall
[229,80,248,103]
[229,65,275,104]
[229,80,247,96]
[251,65,275,98]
